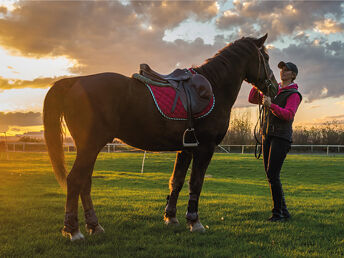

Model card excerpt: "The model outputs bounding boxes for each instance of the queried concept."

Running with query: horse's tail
[43,78,76,189]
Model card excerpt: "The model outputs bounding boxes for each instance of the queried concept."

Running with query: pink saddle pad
[146,84,215,120]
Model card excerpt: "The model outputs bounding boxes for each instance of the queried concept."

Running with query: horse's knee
[169,177,183,192]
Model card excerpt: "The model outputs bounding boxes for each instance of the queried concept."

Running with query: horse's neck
[197,55,248,108]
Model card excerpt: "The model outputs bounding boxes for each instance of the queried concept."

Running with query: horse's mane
[194,37,267,85]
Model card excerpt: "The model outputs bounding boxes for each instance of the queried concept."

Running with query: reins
[251,44,276,159]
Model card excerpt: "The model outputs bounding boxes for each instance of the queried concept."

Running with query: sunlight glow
[0,47,78,81]
[0,88,48,112]
[285,4,297,14]
[140,23,153,31]
[314,19,343,35]
[0,0,19,12]
[207,2,219,15]
[224,10,238,17]
[336,101,344,108]
[5,125,44,137]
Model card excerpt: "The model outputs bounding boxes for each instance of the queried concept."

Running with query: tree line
[221,112,344,145]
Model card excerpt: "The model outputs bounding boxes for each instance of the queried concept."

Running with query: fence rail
[2,142,344,156]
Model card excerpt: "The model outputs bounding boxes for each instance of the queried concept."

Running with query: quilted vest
[265,89,302,142]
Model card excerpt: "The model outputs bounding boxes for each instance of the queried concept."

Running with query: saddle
[135,64,213,147]
[139,64,212,114]
[140,63,191,83]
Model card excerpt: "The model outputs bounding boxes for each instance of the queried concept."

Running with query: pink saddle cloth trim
[147,84,214,120]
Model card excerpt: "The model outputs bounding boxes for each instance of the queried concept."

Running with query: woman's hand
[263,95,271,107]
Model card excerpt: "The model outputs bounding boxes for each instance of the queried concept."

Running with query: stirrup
[183,128,199,147]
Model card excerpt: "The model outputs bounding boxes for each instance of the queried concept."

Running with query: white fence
[217,144,344,156]
[2,142,344,156]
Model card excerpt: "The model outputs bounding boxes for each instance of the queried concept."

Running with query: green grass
[0,152,343,257]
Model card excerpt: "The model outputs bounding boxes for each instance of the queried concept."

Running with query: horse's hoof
[189,220,206,233]
[164,216,180,226]
[85,224,105,235]
[62,228,85,241]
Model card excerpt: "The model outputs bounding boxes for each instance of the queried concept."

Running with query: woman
[249,61,302,222]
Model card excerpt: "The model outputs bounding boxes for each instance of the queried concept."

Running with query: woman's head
[278,61,298,82]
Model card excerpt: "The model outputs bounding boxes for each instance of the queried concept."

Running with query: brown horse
[43,34,278,241]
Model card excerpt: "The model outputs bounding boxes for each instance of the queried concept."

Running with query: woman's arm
[248,87,263,104]
[270,93,301,121]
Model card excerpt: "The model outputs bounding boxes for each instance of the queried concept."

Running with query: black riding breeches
[262,135,291,215]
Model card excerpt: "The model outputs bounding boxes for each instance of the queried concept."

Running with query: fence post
[107,144,110,153]
[311,145,313,153]
[141,151,147,173]
[241,145,244,154]
[327,146,329,156]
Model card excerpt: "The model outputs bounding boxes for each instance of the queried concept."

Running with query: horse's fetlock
[164,206,177,218]
[64,212,79,233]
[186,211,198,222]
[84,208,99,227]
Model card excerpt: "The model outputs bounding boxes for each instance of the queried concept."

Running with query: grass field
[0,152,343,257]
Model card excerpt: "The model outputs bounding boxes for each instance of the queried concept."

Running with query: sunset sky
[0,0,343,136]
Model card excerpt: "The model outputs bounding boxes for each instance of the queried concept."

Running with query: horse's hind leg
[164,150,192,225]
[81,174,105,235]
[62,149,98,241]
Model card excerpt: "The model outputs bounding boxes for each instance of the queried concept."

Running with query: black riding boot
[268,182,284,222]
[281,194,291,219]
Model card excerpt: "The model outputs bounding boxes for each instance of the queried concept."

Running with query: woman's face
[280,66,295,81]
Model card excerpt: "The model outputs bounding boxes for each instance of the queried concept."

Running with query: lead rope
[254,84,270,159]
[254,103,263,159]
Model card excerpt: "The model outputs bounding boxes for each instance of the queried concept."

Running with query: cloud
[0,6,7,14]
[0,1,218,76]
[0,0,343,107]
[0,76,64,90]
[0,111,42,132]
[312,114,344,125]
[268,38,344,102]
[216,1,344,41]
[314,18,344,35]
[325,114,344,120]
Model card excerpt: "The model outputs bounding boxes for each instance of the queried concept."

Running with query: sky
[0,0,343,136]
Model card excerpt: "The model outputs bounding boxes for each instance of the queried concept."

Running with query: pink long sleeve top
[248,83,301,121]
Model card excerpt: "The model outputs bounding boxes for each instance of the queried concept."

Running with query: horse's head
[245,34,279,98]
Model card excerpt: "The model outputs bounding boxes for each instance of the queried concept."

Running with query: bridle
[255,46,276,97]
[247,41,278,159]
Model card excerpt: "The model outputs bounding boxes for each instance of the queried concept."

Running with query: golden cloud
[0,76,65,90]
[314,19,343,35]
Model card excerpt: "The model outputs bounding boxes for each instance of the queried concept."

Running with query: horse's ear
[254,33,268,48]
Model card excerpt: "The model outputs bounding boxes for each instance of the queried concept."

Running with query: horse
[43,34,278,241]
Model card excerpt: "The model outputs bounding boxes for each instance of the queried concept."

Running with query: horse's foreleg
[164,150,192,225]
[62,151,97,241]
[186,144,215,232]
[81,175,105,235]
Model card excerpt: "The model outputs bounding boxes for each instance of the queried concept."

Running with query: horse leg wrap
[186,194,199,222]
[63,212,79,233]
[164,195,177,218]
[84,208,99,230]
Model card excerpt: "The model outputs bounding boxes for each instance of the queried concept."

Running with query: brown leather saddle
[138,64,213,147]
[139,64,212,114]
